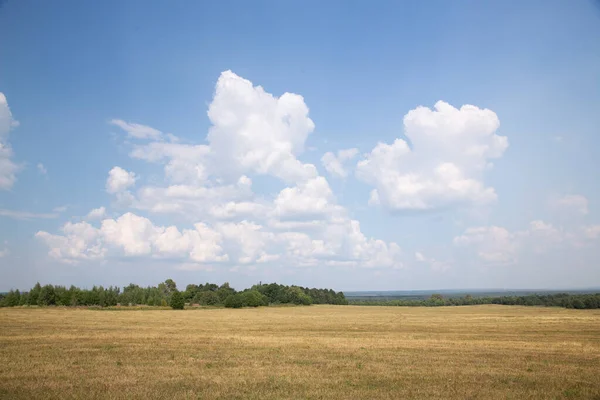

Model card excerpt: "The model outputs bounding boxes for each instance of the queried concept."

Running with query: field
[1,306,599,399]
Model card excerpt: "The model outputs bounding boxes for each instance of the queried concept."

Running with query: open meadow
[1,305,599,399]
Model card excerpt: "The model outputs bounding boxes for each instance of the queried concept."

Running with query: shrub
[224,293,244,308]
[242,290,268,307]
[170,291,185,310]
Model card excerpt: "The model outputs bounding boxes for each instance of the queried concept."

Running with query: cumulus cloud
[321,148,358,178]
[357,101,508,211]
[273,177,340,220]
[133,175,254,218]
[0,93,20,190]
[39,71,407,270]
[36,222,107,263]
[110,119,162,140]
[217,221,275,264]
[86,207,107,220]
[130,142,210,185]
[37,212,228,264]
[207,70,317,183]
[106,166,137,194]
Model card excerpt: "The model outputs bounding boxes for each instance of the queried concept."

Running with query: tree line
[349,292,600,309]
[0,280,348,309]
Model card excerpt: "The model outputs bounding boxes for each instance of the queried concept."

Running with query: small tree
[28,282,42,305]
[224,293,244,308]
[170,290,184,310]
[242,290,268,307]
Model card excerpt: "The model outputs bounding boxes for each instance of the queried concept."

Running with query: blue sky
[1,0,599,291]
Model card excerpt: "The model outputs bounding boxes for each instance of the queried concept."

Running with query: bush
[170,291,184,310]
[242,290,268,307]
[224,293,244,308]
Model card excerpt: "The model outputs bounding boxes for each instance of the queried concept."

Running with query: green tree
[286,287,312,305]
[217,282,236,302]
[224,293,244,308]
[38,285,57,306]
[28,282,42,305]
[242,290,268,307]
[572,298,585,310]
[196,291,221,306]
[2,289,20,307]
[170,290,184,310]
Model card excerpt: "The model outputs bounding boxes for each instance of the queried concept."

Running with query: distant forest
[1,281,599,310]
[349,293,600,309]
[0,280,348,309]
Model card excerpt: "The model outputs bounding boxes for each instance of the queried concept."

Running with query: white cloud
[37,163,47,175]
[35,222,106,263]
[52,205,68,213]
[37,212,228,264]
[207,70,317,183]
[0,93,20,190]
[273,177,341,220]
[321,148,358,178]
[0,243,8,258]
[552,194,589,216]
[38,71,407,271]
[133,176,254,219]
[110,119,162,140]
[217,221,274,264]
[100,213,160,256]
[86,206,107,220]
[130,142,210,185]
[209,201,269,220]
[357,101,508,211]
[0,208,58,220]
[106,166,137,194]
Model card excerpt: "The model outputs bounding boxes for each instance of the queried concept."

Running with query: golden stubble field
[0,305,599,400]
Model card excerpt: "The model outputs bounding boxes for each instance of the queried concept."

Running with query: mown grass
[1,305,599,399]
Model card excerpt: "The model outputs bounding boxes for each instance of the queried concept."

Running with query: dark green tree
[28,282,42,305]
[224,293,244,308]
[170,290,184,310]
[38,285,57,306]
[195,291,221,306]
[242,290,268,307]
[217,282,236,302]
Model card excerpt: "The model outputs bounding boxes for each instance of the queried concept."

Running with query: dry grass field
[1,305,599,399]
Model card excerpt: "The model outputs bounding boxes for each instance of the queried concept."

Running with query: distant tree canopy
[349,292,600,309]
[3,282,597,310]
[0,280,347,309]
